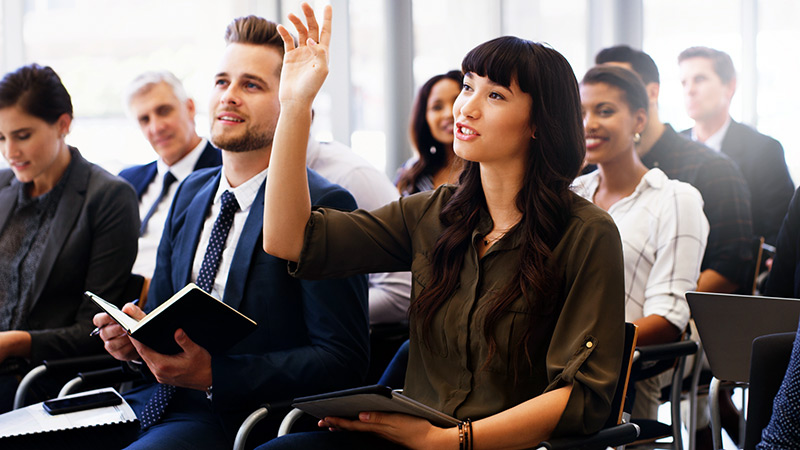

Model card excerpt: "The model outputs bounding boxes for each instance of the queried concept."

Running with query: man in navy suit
[89,16,369,449]
[119,71,222,279]
[679,46,794,246]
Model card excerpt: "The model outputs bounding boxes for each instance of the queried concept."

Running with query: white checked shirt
[190,167,268,301]
[573,168,709,330]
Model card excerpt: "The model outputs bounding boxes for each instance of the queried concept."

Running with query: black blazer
[683,121,794,245]
[118,141,222,198]
[0,149,139,362]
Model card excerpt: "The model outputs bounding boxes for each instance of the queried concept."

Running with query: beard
[211,125,273,153]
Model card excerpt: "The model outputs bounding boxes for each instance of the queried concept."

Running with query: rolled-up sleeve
[548,211,626,437]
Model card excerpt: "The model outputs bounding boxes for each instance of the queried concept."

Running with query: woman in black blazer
[0,64,139,412]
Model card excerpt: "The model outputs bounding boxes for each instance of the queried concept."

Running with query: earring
[633,132,641,144]
[429,146,437,155]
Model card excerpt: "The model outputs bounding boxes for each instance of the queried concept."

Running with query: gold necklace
[483,228,512,246]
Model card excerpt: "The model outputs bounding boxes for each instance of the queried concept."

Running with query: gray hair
[124,70,189,112]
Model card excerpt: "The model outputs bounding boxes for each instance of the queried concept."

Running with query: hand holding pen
[89,298,139,336]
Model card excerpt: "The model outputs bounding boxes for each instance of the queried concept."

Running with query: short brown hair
[678,46,736,84]
[224,15,286,55]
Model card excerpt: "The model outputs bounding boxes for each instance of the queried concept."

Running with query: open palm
[278,3,332,105]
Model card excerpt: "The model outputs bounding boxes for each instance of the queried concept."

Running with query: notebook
[686,291,800,382]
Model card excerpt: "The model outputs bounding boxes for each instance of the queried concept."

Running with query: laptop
[686,291,800,382]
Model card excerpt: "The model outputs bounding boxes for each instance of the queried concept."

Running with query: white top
[133,138,208,277]
[191,167,268,301]
[306,139,413,324]
[690,116,732,152]
[573,168,709,330]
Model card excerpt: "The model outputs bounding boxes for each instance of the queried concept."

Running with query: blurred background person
[395,70,463,196]
[0,63,138,412]
[679,46,794,247]
[120,71,221,283]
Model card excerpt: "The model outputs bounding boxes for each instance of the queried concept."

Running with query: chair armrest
[635,340,698,362]
[536,422,640,450]
[43,354,120,375]
[233,401,293,450]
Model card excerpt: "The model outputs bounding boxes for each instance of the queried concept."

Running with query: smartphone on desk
[43,391,122,415]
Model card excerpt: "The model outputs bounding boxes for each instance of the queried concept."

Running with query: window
[643,0,742,133]
[758,0,800,183]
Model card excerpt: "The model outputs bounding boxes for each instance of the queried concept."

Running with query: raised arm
[263,3,332,261]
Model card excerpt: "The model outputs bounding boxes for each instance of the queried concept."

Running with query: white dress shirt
[573,168,709,331]
[306,139,413,324]
[190,167,268,301]
[690,116,732,152]
[133,138,208,277]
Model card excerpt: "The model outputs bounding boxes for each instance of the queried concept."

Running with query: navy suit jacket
[145,166,369,436]
[683,121,794,245]
[118,141,222,198]
[0,148,138,363]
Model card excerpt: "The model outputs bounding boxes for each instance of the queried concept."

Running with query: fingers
[287,13,308,46]
[319,5,332,47]
[277,24,295,52]
[285,2,331,48]
[92,312,114,328]
[121,302,146,320]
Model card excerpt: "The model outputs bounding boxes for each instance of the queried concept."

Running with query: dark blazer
[766,187,800,298]
[683,121,794,245]
[118,141,222,198]
[145,166,369,436]
[0,148,139,362]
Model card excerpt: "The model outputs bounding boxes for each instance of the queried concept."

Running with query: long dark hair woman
[0,64,139,411]
[395,70,464,196]
[260,4,626,449]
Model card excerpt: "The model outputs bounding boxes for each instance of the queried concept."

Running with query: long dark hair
[408,37,586,372]
[0,64,73,123]
[396,70,463,195]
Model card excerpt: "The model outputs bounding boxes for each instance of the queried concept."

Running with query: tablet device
[292,385,461,428]
[687,291,800,382]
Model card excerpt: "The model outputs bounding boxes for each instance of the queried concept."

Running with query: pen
[88,298,139,337]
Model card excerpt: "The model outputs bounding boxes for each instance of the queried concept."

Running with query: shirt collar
[156,138,208,182]
[214,166,269,213]
[691,116,731,152]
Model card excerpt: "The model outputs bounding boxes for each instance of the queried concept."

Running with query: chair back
[743,331,796,450]
[606,322,639,428]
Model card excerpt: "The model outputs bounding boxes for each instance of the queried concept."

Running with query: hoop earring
[633,132,641,144]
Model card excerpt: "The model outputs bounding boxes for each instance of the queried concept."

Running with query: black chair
[742,331,795,450]
[626,332,701,450]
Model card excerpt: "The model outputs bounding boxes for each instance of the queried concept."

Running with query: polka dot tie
[196,190,240,293]
[139,190,239,431]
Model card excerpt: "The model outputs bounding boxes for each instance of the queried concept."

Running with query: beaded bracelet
[458,421,465,450]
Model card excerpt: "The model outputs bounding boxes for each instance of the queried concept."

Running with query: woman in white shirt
[574,65,709,420]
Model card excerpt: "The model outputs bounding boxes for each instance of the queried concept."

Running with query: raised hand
[277,3,332,106]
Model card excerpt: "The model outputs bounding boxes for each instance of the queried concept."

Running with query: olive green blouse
[291,185,625,437]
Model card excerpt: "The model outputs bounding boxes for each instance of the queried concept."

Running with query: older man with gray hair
[119,71,221,279]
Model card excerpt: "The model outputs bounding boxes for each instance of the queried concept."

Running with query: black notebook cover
[86,284,257,355]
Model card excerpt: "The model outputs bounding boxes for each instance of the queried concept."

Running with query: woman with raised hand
[261,4,625,449]
[395,70,464,196]
[0,64,138,411]
[573,65,708,420]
